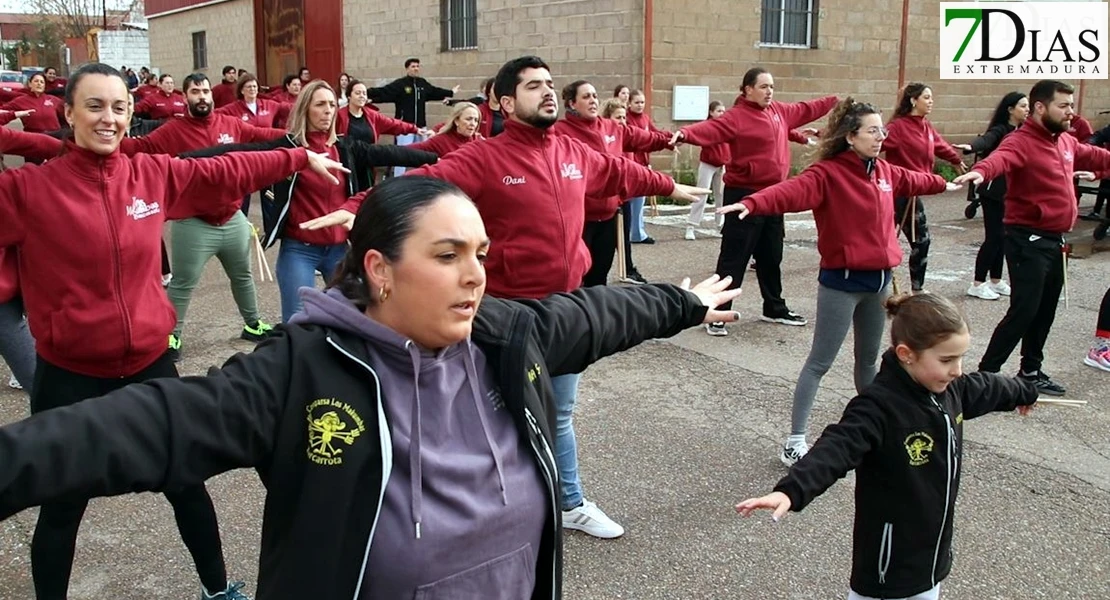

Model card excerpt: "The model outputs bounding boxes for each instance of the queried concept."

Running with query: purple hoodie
[292,288,548,599]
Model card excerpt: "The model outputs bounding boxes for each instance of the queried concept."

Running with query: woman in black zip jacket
[962,92,1029,301]
[183,79,438,322]
[737,293,1037,600]
[0,176,742,600]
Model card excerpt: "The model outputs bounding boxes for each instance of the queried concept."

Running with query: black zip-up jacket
[0,283,708,600]
[181,133,437,247]
[774,351,1037,598]
[964,122,1017,201]
[368,76,455,127]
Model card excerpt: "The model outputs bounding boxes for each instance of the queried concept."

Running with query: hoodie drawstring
[463,341,508,507]
[405,340,424,539]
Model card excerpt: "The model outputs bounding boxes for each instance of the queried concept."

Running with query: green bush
[934,162,960,182]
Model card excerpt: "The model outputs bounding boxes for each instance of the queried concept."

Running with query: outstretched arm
[0,336,295,520]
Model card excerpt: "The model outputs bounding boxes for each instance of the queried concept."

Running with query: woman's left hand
[680,275,742,324]
[945,182,963,192]
[301,209,356,231]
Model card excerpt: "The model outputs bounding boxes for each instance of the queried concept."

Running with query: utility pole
[103,0,108,29]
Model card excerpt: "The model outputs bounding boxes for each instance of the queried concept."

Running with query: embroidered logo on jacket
[1062,150,1074,163]
[306,398,366,466]
[876,178,893,193]
[560,163,583,180]
[603,134,617,144]
[241,114,250,121]
[126,197,161,220]
[526,363,543,383]
[217,133,235,144]
[503,175,527,185]
[904,432,935,466]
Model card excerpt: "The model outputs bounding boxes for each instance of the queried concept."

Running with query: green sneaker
[167,333,182,362]
[241,320,274,342]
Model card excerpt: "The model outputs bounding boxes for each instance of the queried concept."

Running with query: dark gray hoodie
[292,288,548,599]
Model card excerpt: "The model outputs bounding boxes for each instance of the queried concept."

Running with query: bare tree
[32,0,104,38]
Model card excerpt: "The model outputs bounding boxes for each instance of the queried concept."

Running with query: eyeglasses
[860,126,889,138]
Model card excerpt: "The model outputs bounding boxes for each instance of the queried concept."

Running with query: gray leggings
[791,282,890,436]
[0,297,35,395]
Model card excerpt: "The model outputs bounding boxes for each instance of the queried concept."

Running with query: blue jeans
[550,372,583,510]
[629,197,648,241]
[277,240,347,322]
[0,297,35,395]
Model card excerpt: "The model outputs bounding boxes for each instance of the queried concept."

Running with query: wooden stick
[616,210,627,281]
[1036,398,1087,406]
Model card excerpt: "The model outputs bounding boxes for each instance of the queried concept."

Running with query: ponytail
[814,97,881,161]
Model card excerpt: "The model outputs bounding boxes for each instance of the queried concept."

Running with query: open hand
[14,109,35,118]
[452,85,461,94]
[715,201,750,220]
[952,171,984,186]
[418,127,436,137]
[800,127,819,136]
[669,130,685,146]
[1017,404,1034,416]
[1074,171,1096,181]
[953,143,972,152]
[679,274,742,324]
[305,150,350,185]
[300,208,356,231]
[945,182,963,192]
[735,491,792,521]
[670,182,713,204]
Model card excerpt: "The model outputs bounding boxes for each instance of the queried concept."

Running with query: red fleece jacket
[680,95,838,190]
[972,118,1110,234]
[0,143,308,377]
[134,90,187,120]
[744,151,947,270]
[395,119,675,298]
[0,92,62,133]
[882,115,963,175]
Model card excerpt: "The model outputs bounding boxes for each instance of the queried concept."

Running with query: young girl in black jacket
[736,293,1038,600]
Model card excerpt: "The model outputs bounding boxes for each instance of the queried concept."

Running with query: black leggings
[974,197,1005,282]
[894,196,930,291]
[29,353,227,599]
[582,213,619,287]
[1097,286,1110,338]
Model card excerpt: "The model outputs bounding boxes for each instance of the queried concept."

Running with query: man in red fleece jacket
[122,73,287,361]
[955,80,1110,396]
[312,56,707,541]
[674,67,837,334]
[211,65,239,108]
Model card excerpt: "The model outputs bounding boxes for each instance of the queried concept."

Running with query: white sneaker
[684,226,696,241]
[562,499,625,538]
[988,280,1011,296]
[162,273,173,287]
[7,375,21,390]
[780,440,809,468]
[967,283,1000,300]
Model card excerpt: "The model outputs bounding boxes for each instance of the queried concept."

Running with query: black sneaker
[167,334,182,363]
[1017,370,1066,396]
[619,270,647,285]
[631,237,656,245]
[241,320,275,342]
[760,310,808,326]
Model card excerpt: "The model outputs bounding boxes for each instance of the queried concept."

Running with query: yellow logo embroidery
[404,86,413,94]
[904,432,935,467]
[955,413,964,425]
[306,398,366,466]
[527,362,543,383]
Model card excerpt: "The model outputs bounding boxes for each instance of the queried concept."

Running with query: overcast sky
[0,0,135,13]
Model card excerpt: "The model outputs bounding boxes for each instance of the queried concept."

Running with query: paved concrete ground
[1,188,1108,599]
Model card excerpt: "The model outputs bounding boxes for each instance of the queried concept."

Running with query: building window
[760,0,817,48]
[192,31,208,70]
[441,0,478,51]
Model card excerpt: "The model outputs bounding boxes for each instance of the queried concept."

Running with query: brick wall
[649,0,1110,172]
[343,0,646,130]
[148,0,256,82]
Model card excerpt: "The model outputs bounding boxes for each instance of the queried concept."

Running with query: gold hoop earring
[378,286,390,303]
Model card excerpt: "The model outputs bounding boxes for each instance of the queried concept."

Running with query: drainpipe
[643,0,654,107]
[897,0,910,89]
[1077,79,1086,117]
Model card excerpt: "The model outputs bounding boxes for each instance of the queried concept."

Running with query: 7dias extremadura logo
[940,2,1107,79]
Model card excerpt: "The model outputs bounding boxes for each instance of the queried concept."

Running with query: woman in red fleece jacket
[625,89,666,245]
[686,100,731,240]
[0,63,344,600]
[409,101,483,157]
[882,83,967,292]
[718,97,955,466]
[0,72,62,162]
[675,67,837,333]
[553,80,673,286]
